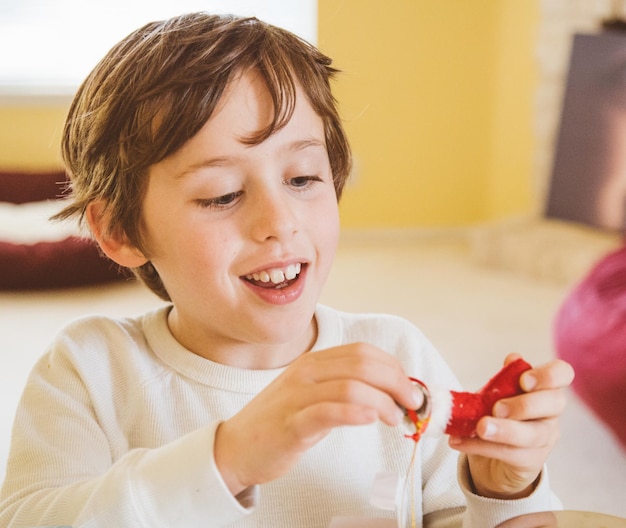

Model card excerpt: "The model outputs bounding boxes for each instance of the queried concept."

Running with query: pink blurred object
[554,244,626,450]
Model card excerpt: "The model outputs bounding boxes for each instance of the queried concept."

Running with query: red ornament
[404,358,532,441]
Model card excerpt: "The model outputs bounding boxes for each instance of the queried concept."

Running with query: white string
[397,440,419,528]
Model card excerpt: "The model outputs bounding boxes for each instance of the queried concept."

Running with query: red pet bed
[0,170,127,290]
[554,243,626,450]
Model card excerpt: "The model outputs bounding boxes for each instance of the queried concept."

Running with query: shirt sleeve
[0,348,254,527]
[457,454,558,528]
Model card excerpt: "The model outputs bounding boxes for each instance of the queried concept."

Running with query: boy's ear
[86,201,148,268]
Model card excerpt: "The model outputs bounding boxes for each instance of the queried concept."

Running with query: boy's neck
[166,308,318,369]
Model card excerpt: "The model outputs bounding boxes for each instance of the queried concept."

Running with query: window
[0,0,316,98]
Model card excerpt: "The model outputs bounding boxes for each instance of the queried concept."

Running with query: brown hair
[55,12,352,301]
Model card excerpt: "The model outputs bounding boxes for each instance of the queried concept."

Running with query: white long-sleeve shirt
[0,304,555,527]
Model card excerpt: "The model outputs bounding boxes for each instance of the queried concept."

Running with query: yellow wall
[319,0,539,228]
[0,1,539,228]
[487,1,539,219]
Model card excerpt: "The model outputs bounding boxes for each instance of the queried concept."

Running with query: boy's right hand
[213,342,422,496]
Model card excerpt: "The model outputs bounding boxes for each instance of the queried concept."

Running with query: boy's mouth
[244,263,303,289]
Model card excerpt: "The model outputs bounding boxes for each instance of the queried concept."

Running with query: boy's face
[140,71,340,367]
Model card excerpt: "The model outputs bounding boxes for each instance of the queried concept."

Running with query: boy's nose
[249,191,298,242]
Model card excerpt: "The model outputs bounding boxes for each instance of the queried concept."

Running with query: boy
[0,13,573,527]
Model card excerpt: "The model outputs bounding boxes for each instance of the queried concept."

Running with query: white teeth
[285,264,298,280]
[270,269,285,284]
[246,263,302,284]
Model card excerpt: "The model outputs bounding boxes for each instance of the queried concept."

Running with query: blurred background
[1,0,540,227]
[1,0,626,521]
[0,0,616,230]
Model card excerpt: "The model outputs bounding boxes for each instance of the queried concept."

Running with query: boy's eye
[288,175,322,188]
[196,191,243,209]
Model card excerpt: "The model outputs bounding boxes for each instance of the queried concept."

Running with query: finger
[302,344,401,384]
[298,378,405,427]
[519,359,575,392]
[492,388,568,421]
[299,344,422,411]
[450,435,538,468]
[475,415,559,451]
[450,418,558,467]
[503,352,523,366]
[291,401,383,441]
[307,342,401,371]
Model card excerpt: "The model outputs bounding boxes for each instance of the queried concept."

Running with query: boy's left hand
[448,354,575,499]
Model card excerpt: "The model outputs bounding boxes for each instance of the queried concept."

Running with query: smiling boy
[106,70,339,370]
[0,13,573,528]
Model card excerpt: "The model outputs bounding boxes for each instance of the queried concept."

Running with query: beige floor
[1,232,625,518]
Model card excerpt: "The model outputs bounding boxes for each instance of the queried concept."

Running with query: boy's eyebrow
[177,157,232,177]
[176,138,327,179]
[286,138,327,152]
